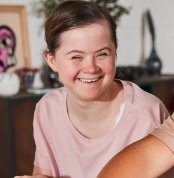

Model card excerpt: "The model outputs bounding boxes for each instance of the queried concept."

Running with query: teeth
[79,78,99,83]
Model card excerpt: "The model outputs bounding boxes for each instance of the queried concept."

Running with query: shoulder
[120,80,169,123]
[37,87,67,107]
[121,80,164,104]
[34,87,67,124]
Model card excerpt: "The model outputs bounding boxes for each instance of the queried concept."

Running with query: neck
[66,81,124,138]
[67,81,120,117]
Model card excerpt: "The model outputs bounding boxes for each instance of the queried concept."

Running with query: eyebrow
[95,47,111,53]
[65,50,84,55]
[65,47,111,55]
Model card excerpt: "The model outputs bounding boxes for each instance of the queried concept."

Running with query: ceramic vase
[146,43,162,75]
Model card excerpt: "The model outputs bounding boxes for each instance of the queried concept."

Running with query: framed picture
[0,5,30,72]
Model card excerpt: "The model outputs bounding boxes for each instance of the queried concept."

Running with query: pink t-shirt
[33,80,169,178]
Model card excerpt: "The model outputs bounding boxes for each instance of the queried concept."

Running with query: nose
[82,57,100,73]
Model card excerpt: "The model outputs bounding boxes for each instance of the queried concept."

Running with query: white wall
[117,0,174,74]
[1,0,174,74]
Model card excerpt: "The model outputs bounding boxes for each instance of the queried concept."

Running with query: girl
[15,1,169,178]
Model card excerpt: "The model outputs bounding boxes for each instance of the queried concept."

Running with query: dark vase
[40,65,63,88]
[146,44,162,76]
[145,10,162,76]
[48,67,63,88]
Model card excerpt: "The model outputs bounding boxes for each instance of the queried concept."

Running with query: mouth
[78,77,101,83]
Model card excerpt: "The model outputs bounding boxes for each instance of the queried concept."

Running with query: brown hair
[45,0,117,54]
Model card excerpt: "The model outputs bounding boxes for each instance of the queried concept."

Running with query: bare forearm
[98,135,174,178]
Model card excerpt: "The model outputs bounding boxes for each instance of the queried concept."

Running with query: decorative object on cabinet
[48,67,63,88]
[0,5,31,72]
[115,65,146,80]
[145,9,162,76]
[0,25,16,72]
[0,72,20,96]
[16,67,39,90]
[39,64,63,89]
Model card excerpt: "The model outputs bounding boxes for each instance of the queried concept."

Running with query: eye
[71,56,83,60]
[98,52,108,56]
[97,52,109,59]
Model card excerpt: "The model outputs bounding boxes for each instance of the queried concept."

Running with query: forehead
[56,21,116,54]
[60,21,111,41]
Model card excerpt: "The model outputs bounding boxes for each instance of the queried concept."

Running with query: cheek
[101,58,116,75]
[57,64,79,81]
[106,65,116,77]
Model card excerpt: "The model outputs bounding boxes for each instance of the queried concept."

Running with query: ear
[44,51,58,72]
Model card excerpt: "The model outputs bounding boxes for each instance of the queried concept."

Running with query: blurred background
[1,0,174,85]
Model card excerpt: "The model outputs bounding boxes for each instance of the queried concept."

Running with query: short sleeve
[34,148,51,170]
[33,102,52,171]
[150,114,174,154]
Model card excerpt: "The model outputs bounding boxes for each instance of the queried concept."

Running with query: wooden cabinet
[0,93,43,178]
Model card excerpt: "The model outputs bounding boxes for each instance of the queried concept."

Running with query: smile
[79,78,100,83]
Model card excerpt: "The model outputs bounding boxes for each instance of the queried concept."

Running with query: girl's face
[45,21,117,101]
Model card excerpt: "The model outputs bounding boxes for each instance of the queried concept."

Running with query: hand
[14,166,53,178]
[14,176,49,178]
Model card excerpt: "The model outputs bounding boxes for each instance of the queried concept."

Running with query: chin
[78,91,103,101]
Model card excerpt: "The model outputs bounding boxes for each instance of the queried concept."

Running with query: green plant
[91,0,130,23]
[38,0,130,24]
